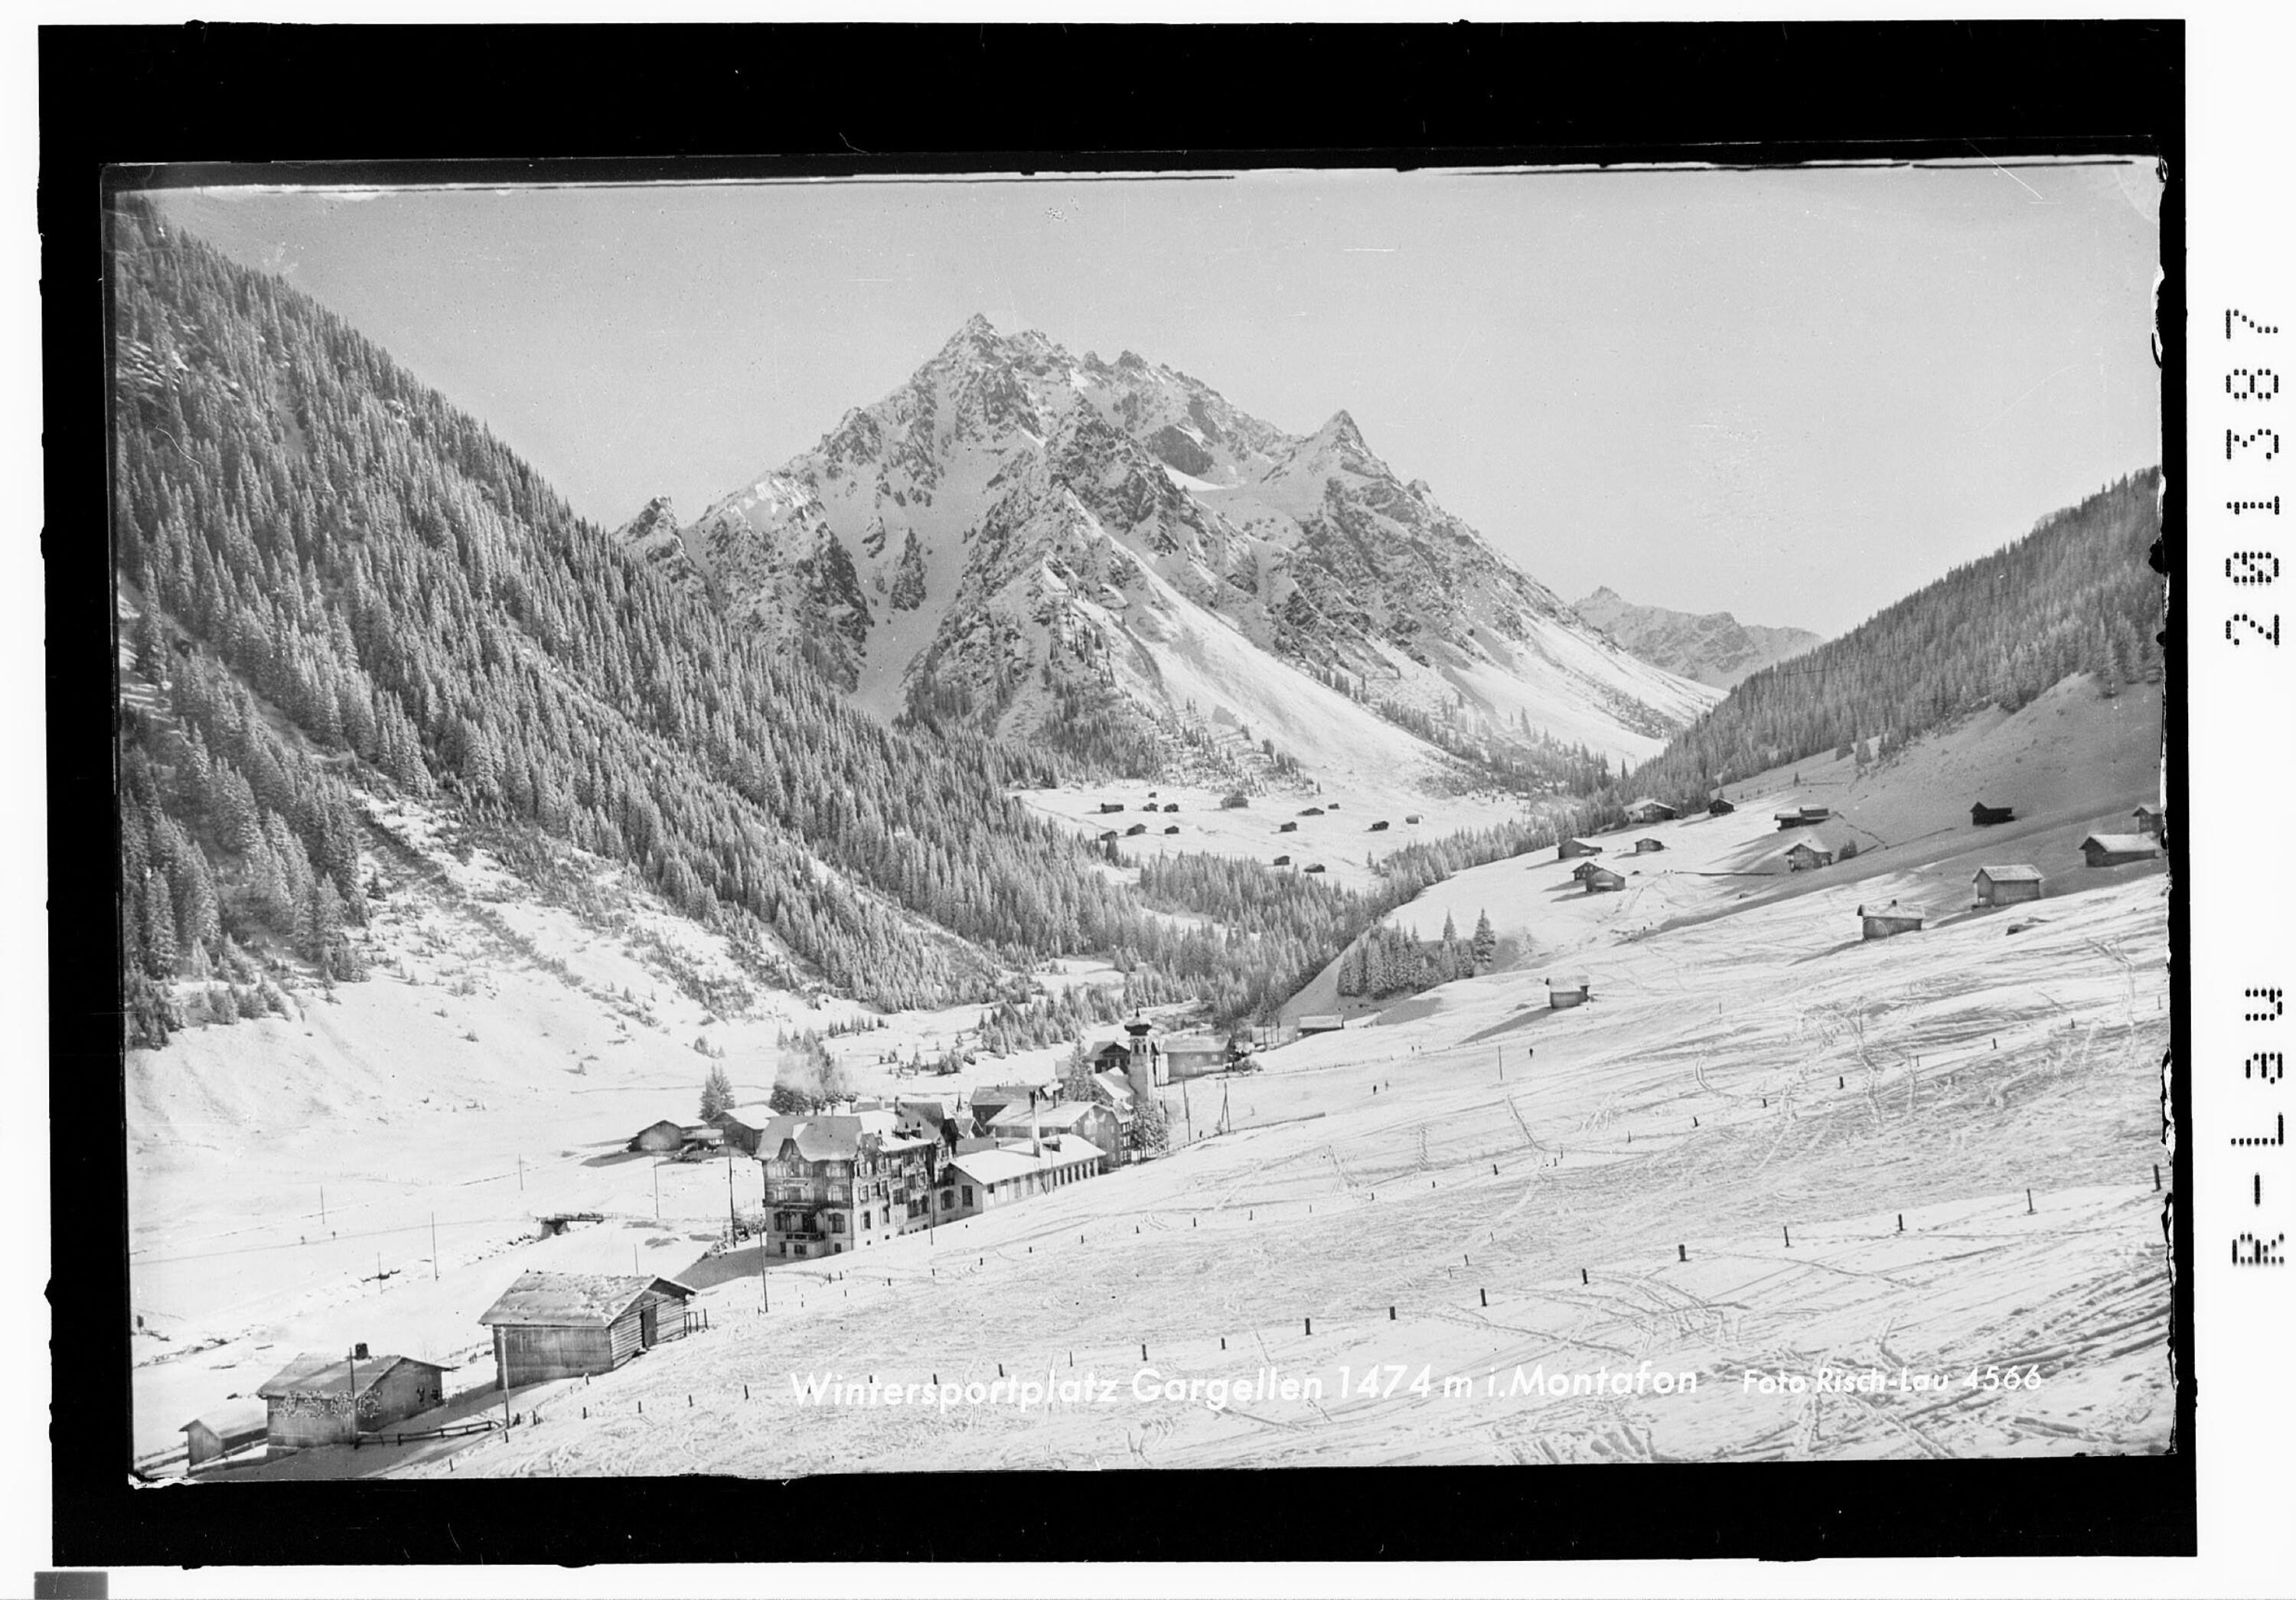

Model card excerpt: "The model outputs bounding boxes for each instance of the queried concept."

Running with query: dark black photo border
[44,18,2190,1569]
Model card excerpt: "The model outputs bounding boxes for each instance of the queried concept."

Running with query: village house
[939,1138,1109,1222]
[1624,798,1678,823]
[2134,804,2166,839]
[755,1110,944,1256]
[1971,802,2016,826]
[479,1273,697,1387]
[1857,901,1926,940]
[706,1111,763,1157]
[1546,974,1592,1010]
[1158,1033,1234,1081]
[1782,838,1835,872]
[1580,864,1627,894]
[1089,1068,1139,1148]
[1971,865,2045,906]
[255,1350,448,1450]
[180,1400,266,1469]
[891,1099,951,1145]
[2079,833,2161,868]
[987,1097,1123,1173]
[1557,837,1603,860]
[1632,837,1665,854]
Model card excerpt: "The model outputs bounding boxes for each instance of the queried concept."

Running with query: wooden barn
[1781,838,1835,872]
[1300,806,1325,816]
[1972,865,2045,906]
[180,1400,266,1469]
[1125,823,1149,836]
[1099,802,1125,813]
[2080,833,2161,868]
[1557,837,1603,860]
[1546,974,1592,1010]
[1157,1034,1234,1081]
[708,1111,763,1156]
[1405,813,1422,824]
[1163,803,1180,813]
[1857,901,1926,940]
[1297,1015,1345,1035]
[1774,805,1831,830]
[1369,820,1390,832]
[1279,820,1299,833]
[1632,837,1666,854]
[1707,797,1735,816]
[1971,802,2016,826]
[1271,854,1290,867]
[2134,804,2166,839]
[626,1119,685,1155]
[1580,865,1627,894]
[1163,825,1180,835]
[1305,862,1327,874]
[256,1351,448,1450]
[479,1273,698,1387]
[1624,798,1678,823]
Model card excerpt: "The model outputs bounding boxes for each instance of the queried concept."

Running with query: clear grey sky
[155,163,2160,639]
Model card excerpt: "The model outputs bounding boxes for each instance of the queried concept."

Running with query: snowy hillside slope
[1573,585,1824,689]
[391,841,2168,1473]
[632,316,1715,776]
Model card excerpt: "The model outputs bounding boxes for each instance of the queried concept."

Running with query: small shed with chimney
[1857,901,1926,940]
[256,1351,449,1450]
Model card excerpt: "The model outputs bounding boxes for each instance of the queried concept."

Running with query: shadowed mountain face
[1572,587,1825,689]
[619,316,1715,777]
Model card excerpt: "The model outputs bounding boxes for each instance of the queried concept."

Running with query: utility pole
[517,1156,523,1192]
[653,1159,660,1220]
[347,1345,359,1450]
[1182,1079,1193,1144]
[320,1185,326,1231]
[431,1213,439,1281]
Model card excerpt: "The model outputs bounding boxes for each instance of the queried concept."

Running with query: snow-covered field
[135,676,2168,1474]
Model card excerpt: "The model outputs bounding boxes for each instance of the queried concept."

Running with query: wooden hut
[1125,823,1150,836]
[1781,838,1835,872]
[1099,802,1124,814]
[1279,820,1299,833]
[1297,1015,1345,1035]
[1163,802,1180,813]
[708,1111,763,1157]
[1271,854,1290,867]
[256,1352,449,1449]
[1546,974,1592,1010]
[1774,805,1831,830]
[479,1273,698,1387]
[1707,797,1736,816]
[1369,820,1390,832]
[2080,833,2161,868]
[1163,825,1180,835]
[1580,865,1627,894]
[626,1119,685,1155]
[1557,838,1603,860]
[1632,837,1665,854]
[2134,804,2166,839]
[181,1400,266,1468]
[1624,798,1678,823]
[1971,865,2045,906]
[1305,862,1327,874]
[1857,901,1926,940]
[1971,802,2016,826]
[1300,806,1325,817]
[1405,813,1422,824]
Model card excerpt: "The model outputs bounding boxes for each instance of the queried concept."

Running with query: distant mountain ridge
[1572,587,1824,689]
[619,315,1715,780]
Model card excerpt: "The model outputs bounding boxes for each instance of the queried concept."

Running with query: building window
[962,1185,975,1206]
[861,1210,872,1229]
[794,1244,807,1256]
[829,1214,845,1233]
[941,1190,954,1210]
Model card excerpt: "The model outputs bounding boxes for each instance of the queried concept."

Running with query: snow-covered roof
[1161,1033,1228,1055]
[987,1099,1105,1132]
[256,1352,445,1399]
[1781,837,1833,855]
[1857,904,1925,921]
[1546,974,1590,989]
[2082,833,2160,854]
[950,1141,1106,1188]
[182,1399,267,1439]
[1091,1070,1136,1106]
[478,1272,696,1329]
[1973,865,2044,882]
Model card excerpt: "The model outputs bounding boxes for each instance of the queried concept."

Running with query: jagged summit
[629,320,1716,772]
[1573,586,1824,690]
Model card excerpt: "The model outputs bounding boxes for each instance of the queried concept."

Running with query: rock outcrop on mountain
[625,315,1716,776]
[1572,587,1824,689]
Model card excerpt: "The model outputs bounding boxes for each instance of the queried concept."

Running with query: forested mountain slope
[107,202,1454,1035]
[1624,471,2164,807]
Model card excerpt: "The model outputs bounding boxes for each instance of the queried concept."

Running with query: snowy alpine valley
[113,194,2169,1478]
